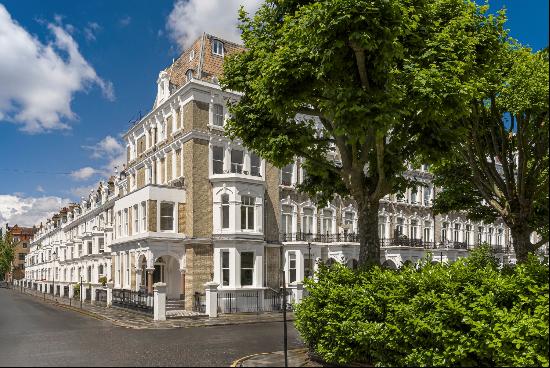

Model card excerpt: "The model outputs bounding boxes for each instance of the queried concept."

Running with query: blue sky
[0,0,548,226]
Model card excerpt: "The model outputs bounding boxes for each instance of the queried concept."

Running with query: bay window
[231,150,244,174]
[212,146,224,174]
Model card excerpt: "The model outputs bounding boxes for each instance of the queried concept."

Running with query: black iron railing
[193,292,206,313]
[96,289,107,306]
[217,288,294,314]
[112,288,154,314]
[280,232,359,243]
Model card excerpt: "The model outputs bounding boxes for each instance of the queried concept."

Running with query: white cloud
[69,185,96,199]
[70,166,98,181]
[0,5,115,133]
[0,194,70,227]
[118,15,131,27]
[84,135,124,159]
[83,21,101,41]
[82,135,125,176]
[36,185,45,193]
[166,0,262,49]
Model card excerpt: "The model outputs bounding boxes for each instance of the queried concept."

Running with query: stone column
[205,281,219,318]
[146,268,154,294]
[69,283,74,299]
[295,281,304,304]
[90,286,96,305]
[60,284,65,298]
[107,282,113,307]
[153,282,167,321]
[180,269,186,301]
[80,283,85,302]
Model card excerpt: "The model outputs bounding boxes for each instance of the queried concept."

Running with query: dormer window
[189,49,195,61]
[212,40,224,56]
[186,69,193,82]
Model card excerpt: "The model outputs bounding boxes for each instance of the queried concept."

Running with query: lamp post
[52,250,58,301]
[280,244,288,368]
[307,241,312,278]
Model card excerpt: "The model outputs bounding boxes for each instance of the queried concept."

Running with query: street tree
[222,0,506,265]
[0,232,16,280]
[432,46,549,263]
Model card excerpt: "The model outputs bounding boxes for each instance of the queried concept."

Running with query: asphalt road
[0,288,304,367]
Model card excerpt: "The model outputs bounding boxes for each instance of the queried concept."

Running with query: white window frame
[221,194,230,229]
[159,202,175,232]
[221,250,230,286]
[212,146,224,174]
[240,251,254,287]
[240,196,255,231]
[213,103,224,126]
[212,39,224,56]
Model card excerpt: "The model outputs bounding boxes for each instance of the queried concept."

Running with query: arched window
[186,69,193,82]
[221,194,230,229]
[301,208,314,234]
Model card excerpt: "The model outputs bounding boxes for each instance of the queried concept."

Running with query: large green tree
[222,0,505,266]
[0,232,16,281]
[432,45,549,263]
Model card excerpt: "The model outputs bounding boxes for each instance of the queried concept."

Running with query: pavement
[0,288,304,367]
[16,286,295,329]
[231,348,325,367]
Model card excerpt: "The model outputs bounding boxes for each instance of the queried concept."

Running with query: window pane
[282,164,293,185]
[213,146,224,174]
[222,252,229,268]
[214,104,223,126]
[250,153,261,176]
[222,269,230,286]
[241,206,246,229]
[248,207,254,229]
[241,270,253,286]
[231,150,244,173]
[241,252,254,268]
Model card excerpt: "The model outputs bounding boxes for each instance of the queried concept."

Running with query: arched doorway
[154,255,182,299]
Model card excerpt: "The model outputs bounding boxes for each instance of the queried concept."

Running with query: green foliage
[295,248,549,366]
[73,283,80,298]
[431,45,549,260]
[0,232,16,278]
[99,276,107,286]
[222,0,511,265]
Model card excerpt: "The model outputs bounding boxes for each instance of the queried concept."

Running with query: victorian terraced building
[24,33,538,313]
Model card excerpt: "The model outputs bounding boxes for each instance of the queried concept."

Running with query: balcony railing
[280,232,359,243]
[279,232,513,252]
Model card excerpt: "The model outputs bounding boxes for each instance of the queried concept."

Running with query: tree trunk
[510,225,535,263]
[358,199,380,267]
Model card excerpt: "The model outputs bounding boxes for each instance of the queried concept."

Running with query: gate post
[153,282,167,321]
[106,282,113,307]
[205,281,219,318]
[295,282,304,304]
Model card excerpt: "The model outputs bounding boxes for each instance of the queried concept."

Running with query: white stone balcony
[112,184,186,245]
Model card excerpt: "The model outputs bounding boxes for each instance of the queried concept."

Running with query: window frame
[221,250,230,286]
[212,39,224,56]
[159,202,175,232]
[240,251,254,287]
[240,196,255,231]
[212,146,224,174]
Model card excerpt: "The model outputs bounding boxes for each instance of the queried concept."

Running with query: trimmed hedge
[295,247,549,367]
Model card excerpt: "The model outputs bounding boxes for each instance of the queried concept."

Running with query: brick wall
[178,203,186,233]
[184,243,213,310]
[182,138,212,237]
[148,200,157,232]
[264,246,281,289]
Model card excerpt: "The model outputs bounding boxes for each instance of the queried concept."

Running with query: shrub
[295,247,549,367]
[99,276,107,286]
[73,283,80,299]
